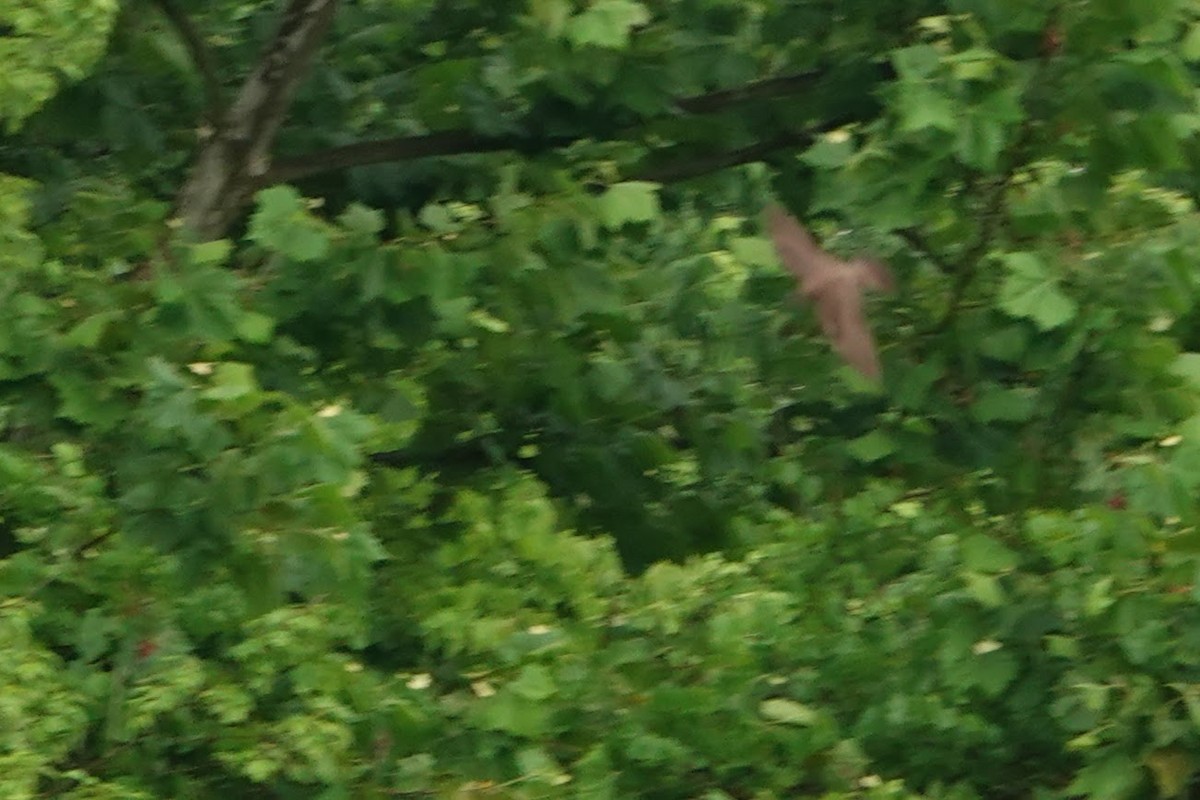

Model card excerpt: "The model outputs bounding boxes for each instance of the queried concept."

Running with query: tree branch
[263,125,842,194]
[175,0,341,239]
[933,134,1032,334]
[634,131,815,184]
[150,0,224,121]
[894,227,957,276]
[259,129,572,186]
[673,70,824,114]
[262,69,840,187]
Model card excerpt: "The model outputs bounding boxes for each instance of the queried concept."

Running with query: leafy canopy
[3,0,1200,798]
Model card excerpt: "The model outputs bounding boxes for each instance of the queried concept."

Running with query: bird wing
[765,204,837,294]
[827,284,883,379]
[853,258,895,294]
[765,205,890,380]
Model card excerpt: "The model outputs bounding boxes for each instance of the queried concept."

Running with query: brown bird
[765,204,894,380]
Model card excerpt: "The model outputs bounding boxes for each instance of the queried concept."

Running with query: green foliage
[4,0,1200,798]
[0,0,119,131]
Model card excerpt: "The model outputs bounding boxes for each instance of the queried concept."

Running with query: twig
[150,0,224,122]
[894,227,957,276]
[932,121,1037,335]
[1,529,118,606]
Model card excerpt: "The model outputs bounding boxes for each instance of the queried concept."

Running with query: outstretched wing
[852,258,895,294]
[765,204,834,293]
[826,284,883,379]
[765,205,892,380]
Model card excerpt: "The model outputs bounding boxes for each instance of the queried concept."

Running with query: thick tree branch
[259,130,573,186]
[150,0,223,121]
[634,106,866,184]
[673,70,823,114]
[174,0,340,239]
[264,125,841,194]
[634,131,816,184]
[263,69,839,187]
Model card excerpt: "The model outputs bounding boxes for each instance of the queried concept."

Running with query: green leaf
[891,45,942,80]
[567,0,650,49]
[1172,684,1200,729]
[248,186,331,262]
[530,0,572,37]
[598,181,661,229]
[977,325,1028,362]
[847,430,896,463]
[1084,577,1115,617]
[947,47,1001,81]
[250,184,302,222]
[515,746,567,783]
[897,83,957,132]
[510,664,556,700]
[803,133,855,169]
[201,363,259,401]
[189,239,232,267]
[51,372,122,429]
[1170,353,1200,388]
[963,572,1005,607]
[418,203,455,232]
[574,746,617,799]
[0,0,120,130]
[64,310,119,349]
[1066,755,1142,800]
[973,650,1017,697]
[729,236,777,268]
[759,698,818,726]
[590,355,634,401]
[626,733,687,765]
[478,690,552,736]
[432,296,474,335]
[971,385,1037,423]
[236,312,275,344]
[1183,24,1200,62]
[961,534,1019,572]
[338,204,384,235]
[956,113,1006,170]
[468,309,510,333]
[998,252,1077,330]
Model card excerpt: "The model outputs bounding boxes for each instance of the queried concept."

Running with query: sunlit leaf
[998,252,1077,330]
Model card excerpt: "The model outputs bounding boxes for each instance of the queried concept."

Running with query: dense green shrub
[3,1,1200,798]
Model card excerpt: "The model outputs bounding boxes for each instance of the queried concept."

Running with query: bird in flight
[765,204,894,380]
